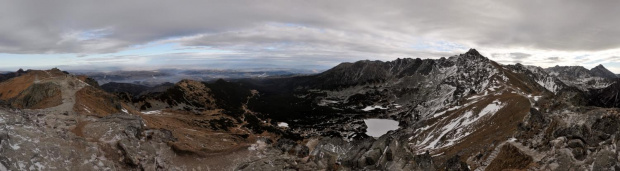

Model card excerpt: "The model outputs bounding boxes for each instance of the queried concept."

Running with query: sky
[2,1,620,72]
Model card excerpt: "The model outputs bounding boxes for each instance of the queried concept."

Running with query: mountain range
[1,49,620,170]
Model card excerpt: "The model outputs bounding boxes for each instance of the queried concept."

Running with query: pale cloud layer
[1,0,620,72]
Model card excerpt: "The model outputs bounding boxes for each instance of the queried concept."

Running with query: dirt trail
[508,140,545,162]
[476,141,507,171]
[43,75,88,114]
[475,138,545,171]
[26,75,90,130]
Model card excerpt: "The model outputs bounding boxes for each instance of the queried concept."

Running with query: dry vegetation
[74,86,122,117]
[0,69,68,108]
[0,72,38,100]
[413,92,531,169]
[486,144,534,170]
[139,109,259,156]
[11,82,62,109]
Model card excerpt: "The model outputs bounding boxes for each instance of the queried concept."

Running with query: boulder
[362,148,382,165]
[117,139,141,166]
[567,139,585,148]
[592,149,617,171]
[414,151,435,170]
[0,131,8,144]
[553,125,590,144]
[293,144,309,158]
[592,115,620,135]
[275,138,296,153]
[445,155,469,171]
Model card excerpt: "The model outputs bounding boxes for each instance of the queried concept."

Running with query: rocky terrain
[0,69,288,170]
[591,64,618,79]
[545,65,615,91]
[2,49,620,170]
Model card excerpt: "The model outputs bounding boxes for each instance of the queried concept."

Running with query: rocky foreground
[2,50,620,170]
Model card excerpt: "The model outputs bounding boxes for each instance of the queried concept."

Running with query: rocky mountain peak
[465,48,481,56]
[458,48,490,63]
[591,64,617,79]
[546,65,591,77]
[543,65,615,91]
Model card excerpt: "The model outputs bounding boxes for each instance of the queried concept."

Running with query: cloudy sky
[2,1,620,72]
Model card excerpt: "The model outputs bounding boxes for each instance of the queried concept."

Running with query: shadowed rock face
[590,64,618,79]
[544,64,615,91]
[313,57,435,89]
[102,82,149,97]
[101,82,172,97]
[589,82,619,107]
[486,144,533,170]
[11,82,62,109]
[0,69,27,83]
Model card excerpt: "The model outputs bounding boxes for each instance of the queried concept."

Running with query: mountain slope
[590,64,617,79]
[589,81,620,108]
[0,69,294,170]
[545,65,614,91]
[233,49,561,169]
[237,49,620,170]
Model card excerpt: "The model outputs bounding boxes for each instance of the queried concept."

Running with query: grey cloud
[547,57,560,61]
[508,53,531,59]
[605,56,620,61]
[1,0,620,56]
[582,56,620,65]
[176,25,453,60]
[491,52,531,60]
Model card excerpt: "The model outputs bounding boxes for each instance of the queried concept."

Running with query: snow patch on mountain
[278,122,289,128]
[416,99,505,151]
[362,105,388,111]
[142,110,162,115]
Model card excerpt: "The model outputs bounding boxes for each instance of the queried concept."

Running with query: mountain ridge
[3,49,620,170]
[590,64,618,79]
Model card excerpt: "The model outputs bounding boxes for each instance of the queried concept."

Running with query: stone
[445,155,469,171]
[593,149,617,171]
[0,131,8,144]
[275,138,296,153]
[117,139,141,166]
[567,139,585,148]
[414,151,435,170]
[293,144,309,158]
[362,148,382,165]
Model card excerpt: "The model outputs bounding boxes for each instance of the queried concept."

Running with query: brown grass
[445,93,529,166]
[75,75,89,82]
[486,144,533,170]
[491,61,545,95]
[70,120,89,137]
[415,92,531,169]
[12,83,63,109]
[0,69,68,101]
[0,73,37,100]
[74,86,121,117]
[139,109,257,156]
[28,92,62,109]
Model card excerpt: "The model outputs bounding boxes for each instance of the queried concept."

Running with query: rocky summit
[2,50,620,170]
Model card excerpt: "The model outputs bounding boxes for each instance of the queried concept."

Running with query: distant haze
[75,68,319,86]
[1,1,620,73]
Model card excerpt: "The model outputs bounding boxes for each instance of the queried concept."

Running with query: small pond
[363,119,399,138]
